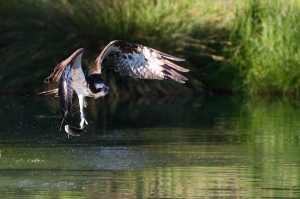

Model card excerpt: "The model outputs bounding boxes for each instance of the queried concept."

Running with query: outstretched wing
[42,48,84,118]
[57,63,73,117]
[90,40,189,83]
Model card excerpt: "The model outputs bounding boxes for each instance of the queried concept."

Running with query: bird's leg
[78,95,88,129]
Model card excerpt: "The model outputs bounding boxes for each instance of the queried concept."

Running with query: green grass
[1,0,300,96]
[229,0,300,95]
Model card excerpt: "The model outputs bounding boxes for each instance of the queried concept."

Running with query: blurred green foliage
[1,0,300,97]
[0,0,229,97]
[229,0,300,96]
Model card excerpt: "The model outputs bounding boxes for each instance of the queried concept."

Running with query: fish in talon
[65,125,86,137]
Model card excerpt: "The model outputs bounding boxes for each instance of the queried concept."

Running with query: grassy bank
[229,0,300,95]
[1,0,300,97]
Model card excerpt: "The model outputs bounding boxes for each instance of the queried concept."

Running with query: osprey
[39,40,189,129]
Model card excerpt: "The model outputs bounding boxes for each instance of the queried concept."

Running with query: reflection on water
[0,96,300,198]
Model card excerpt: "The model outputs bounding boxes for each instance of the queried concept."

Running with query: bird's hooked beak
[94,82,110,94]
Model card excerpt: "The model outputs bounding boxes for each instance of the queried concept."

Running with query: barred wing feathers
[42,48,84,118]
[58,64,73,117]
[90,40,189,83]
[44,48,84,83]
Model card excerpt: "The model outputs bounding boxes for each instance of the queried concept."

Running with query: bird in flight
[39,40,189,130]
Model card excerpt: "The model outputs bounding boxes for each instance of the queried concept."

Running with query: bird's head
[86,74,110,98]
[93,82,110,98]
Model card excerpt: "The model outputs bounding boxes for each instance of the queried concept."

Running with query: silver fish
[65,125,86,137]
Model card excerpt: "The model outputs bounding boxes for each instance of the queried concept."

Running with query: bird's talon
[80,118,88,129]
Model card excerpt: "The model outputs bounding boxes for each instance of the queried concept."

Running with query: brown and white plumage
[39,40,189,130]
[92,40,189,83]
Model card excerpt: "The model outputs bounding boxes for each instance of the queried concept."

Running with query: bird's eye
[94,83,104,90]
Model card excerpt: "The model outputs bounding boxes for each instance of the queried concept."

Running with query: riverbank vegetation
[0,0,300,97]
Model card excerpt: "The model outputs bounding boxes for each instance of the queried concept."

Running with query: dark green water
[1,96,300,198]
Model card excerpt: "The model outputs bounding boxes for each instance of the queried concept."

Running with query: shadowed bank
[0,0,232,96]
[1,0,300,96]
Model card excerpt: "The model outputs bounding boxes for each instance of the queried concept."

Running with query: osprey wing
[57,63,73,118]
[43,48,84,118]
[90,40,189,83]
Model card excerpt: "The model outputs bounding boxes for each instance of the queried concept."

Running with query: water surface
[1,96,300,198]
